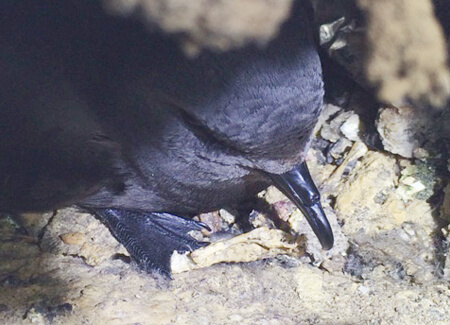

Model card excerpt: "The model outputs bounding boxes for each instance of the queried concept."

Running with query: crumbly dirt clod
[357,0,450,106]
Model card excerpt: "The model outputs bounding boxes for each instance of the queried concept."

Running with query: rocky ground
[1,0,449,324]
[1,94,448,324]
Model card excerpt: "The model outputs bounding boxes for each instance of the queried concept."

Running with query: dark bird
[0,1,333,276]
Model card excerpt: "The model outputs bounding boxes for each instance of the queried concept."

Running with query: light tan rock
[40,208,128,266]
[294,266,327,302]
[171,226,305,273]
[334,151,398,233]
[376,106,422,158]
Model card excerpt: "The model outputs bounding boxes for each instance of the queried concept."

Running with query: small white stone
[219,209,236,224]
[340,113,361,141]
[358,285,371,294]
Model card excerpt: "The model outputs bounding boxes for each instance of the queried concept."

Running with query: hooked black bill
[268,162,334,250]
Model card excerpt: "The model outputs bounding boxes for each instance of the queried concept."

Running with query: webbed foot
[92,208,209,277]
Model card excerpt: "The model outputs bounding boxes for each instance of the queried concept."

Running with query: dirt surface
[1,96,449,324]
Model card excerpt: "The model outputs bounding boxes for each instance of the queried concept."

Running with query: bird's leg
[91,208,210,277]
[268,162,334,250]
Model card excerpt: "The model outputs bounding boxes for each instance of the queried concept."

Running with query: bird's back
[78,0,324,214]
[0,0,323,215]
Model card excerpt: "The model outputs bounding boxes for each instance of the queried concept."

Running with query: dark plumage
[0,1,333,276]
